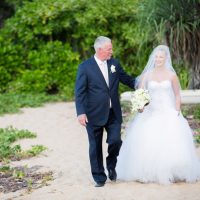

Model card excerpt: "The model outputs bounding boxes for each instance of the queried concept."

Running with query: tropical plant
[138,0,200,89]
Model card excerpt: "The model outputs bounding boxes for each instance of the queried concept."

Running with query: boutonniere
[110,65,116,73]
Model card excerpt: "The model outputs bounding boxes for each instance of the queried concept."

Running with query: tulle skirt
[116,108,200,184]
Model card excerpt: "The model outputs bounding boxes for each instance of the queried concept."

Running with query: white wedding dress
[116,80,200,184]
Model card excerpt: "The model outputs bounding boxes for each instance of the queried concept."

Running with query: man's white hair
[94,36,111,52]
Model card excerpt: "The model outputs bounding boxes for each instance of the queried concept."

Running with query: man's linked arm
[116,60,135,89]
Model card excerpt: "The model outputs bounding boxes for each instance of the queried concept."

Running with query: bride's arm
[171,75,181,113]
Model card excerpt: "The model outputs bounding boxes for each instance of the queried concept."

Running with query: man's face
[99,42,113,60]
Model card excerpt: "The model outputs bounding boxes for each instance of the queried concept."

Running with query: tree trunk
[188,63,200,89]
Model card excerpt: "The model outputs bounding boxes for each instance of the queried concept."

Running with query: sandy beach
[0,102,200,200]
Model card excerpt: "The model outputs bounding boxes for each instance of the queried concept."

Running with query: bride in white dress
[116,45,200,184]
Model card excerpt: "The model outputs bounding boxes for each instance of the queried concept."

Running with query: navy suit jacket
[75,56,135,126]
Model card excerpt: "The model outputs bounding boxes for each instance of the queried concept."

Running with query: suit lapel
[107,59,114,89]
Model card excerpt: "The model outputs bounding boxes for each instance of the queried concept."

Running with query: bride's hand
[138,107,144,113]
[138,102,149,113]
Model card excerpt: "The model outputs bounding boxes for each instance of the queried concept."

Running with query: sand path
[0,102,200,200]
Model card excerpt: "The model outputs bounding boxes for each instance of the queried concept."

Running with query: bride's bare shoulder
[169,72,179,83]
[166,70,175,77]
[169,71,177,77]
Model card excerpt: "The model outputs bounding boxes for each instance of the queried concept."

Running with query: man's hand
[78,114,88,126]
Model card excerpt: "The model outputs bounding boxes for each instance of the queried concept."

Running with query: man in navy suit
[75,36,135,187]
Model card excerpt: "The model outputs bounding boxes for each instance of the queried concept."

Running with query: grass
[182,104,200,144]
[0,93,67,115]
[0,126,47,162]
[182,104,200,120]
[195,134,200,143]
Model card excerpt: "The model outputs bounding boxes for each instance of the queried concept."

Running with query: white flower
[111,65,116,73]
[130,89,151,113]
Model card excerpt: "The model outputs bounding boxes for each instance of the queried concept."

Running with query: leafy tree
[1,0,196,96]
[0,0,142,96]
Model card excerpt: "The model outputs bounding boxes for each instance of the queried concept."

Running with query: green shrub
[7,41,79,94]
[194,106,200,120]
[0,0,140,97]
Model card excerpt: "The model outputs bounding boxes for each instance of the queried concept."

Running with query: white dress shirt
[94,55,112,107]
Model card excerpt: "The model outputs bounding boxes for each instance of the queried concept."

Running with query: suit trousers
[86,108,122,183]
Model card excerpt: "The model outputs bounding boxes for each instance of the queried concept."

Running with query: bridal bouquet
[130,89,151,113]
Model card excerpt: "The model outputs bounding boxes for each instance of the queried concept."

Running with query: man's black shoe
[95,182,105,187]
[108,169,117,181]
